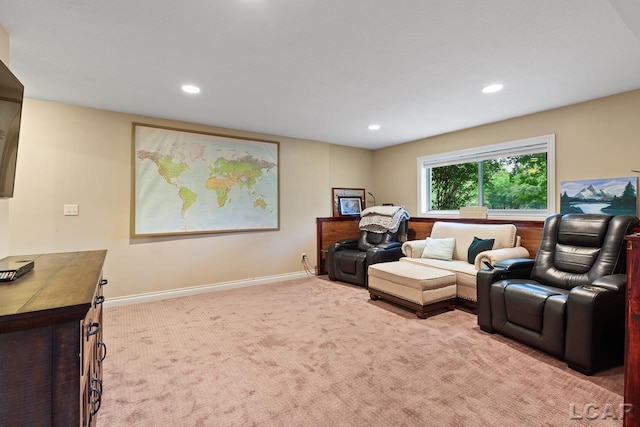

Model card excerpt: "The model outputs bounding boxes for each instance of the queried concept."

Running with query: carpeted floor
[100,277,625,426]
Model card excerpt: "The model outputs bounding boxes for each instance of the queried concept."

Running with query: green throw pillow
[467,237,495,264]
[421,237,456,261]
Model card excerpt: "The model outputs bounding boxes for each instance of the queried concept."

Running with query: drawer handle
[98,341,107,363]
[94,295,105,306]
[99,278,108,287]
[92,377,103,394]
[87,322,100,338]
[90,378,103,417]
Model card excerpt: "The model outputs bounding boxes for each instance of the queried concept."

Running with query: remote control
[483,260,494,270]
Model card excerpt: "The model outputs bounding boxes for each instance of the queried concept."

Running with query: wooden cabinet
[81,275,107,426]
[0,250,108,426]
[316,216,544,275]
[626,235,640,427]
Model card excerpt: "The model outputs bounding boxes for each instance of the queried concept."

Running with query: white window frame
[417,134,556,220]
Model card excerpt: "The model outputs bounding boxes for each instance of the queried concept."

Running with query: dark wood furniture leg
[369,288,456,319]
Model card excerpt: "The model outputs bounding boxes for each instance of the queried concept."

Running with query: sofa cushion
[400,257,479,301]
[421,237,455,261]
[467,237,495,264]
[368,261,456,291]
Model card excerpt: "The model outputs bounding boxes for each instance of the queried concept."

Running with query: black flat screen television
[0,59,23,198]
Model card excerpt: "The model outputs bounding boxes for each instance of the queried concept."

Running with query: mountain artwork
[560,177,637,215]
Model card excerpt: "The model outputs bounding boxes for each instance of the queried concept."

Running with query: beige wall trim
[104,271,309,308]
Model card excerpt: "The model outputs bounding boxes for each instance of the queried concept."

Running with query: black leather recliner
[327,219,408,287]
[477,213,638,375]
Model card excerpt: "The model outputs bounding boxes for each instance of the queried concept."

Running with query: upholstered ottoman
[368,261,457,319]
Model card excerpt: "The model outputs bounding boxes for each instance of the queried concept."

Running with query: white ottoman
[368,261,457,318]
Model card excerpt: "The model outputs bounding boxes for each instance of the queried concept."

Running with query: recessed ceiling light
[182,84,201,94]
[368,124,381,131]
[482,83,504,94]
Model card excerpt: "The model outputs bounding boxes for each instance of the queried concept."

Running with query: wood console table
[316,216,544,275]
[625,234,640,426]
[0,250,108,426]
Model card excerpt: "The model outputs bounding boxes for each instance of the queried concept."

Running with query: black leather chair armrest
[332,239,358,251]
[566,275,627,374]
[488,258,535,281]
[373,241,401,250]
[327,239,359,280]
[477,268,508,333]
[494,258,535,273]
[366,245,403,264]
[478,258,534,282]
[477,258,535,333]
[589,274,627,293]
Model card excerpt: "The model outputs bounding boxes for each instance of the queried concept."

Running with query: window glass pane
[417,134,555,218]
[483,153,547,209]
[430,162,479,210]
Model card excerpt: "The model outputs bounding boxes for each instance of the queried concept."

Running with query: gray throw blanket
[359,206,410,234]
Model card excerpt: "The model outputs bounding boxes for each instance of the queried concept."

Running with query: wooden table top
[0,250,107,333]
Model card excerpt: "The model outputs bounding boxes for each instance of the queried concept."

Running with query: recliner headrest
[557,214,612,247]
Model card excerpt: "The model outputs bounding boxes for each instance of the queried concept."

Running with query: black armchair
[477,213,638,375]
[327,213,408,288]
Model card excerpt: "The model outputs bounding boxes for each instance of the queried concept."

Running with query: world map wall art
[559,176,637,216]
[132,123,279,237]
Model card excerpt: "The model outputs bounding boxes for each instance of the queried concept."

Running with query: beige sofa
[368,222,530,317]
[399,221,529,305]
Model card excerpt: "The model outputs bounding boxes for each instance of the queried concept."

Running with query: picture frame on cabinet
[331,188,365,217]
[338,196,363,216]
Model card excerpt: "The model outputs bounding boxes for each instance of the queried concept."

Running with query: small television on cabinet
[0,59,23,198]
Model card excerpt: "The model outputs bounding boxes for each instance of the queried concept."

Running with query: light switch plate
[63,204,79,216]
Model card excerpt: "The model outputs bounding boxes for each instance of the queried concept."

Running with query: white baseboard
[104,271,311,308]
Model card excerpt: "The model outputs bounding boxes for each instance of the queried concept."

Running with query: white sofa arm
[474,246,530,270]
[402,240,427,258]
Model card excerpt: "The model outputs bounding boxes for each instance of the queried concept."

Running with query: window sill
[417,211,548,222]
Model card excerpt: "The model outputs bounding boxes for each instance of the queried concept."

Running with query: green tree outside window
[429,153,547,211]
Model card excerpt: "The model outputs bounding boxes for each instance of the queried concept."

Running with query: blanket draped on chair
[359,206,410,237]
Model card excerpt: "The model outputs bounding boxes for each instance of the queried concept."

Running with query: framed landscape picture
[131,123,279,237]
[338,196,362,216]
[559,176,637,215]
[332,187,365,217]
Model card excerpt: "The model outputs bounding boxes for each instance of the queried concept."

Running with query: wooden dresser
[626,235,640,427]
[0,250,108,426]
[316,216,544,275]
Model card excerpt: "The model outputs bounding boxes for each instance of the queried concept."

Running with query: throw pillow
[421,237,456,261]
[467,236,495,264]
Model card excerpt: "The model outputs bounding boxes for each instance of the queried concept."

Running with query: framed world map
[131,123,279,237]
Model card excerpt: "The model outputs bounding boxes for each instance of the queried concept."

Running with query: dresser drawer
[80,275,107,426]
[0,250,108,426]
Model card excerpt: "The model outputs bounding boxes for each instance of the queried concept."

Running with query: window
[417,134,555,219]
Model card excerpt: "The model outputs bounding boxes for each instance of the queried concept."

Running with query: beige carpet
[100,277,624,426]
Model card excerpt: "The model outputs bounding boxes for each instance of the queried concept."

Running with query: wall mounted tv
[0,59,23,198]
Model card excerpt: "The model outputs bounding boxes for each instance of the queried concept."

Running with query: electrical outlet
[63,204,79,216]
[301,253,307,262]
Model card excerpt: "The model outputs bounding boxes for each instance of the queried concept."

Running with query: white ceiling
[1,0,639,149]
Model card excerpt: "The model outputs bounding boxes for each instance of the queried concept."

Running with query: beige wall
[0,26,8,63]
[7,88,640,299]
[9,100,372,298]
[329,144,372,190]
[372,89,640,215]
[329,144,374,206]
